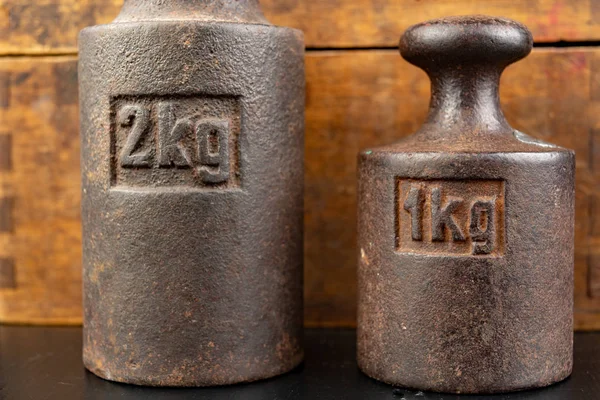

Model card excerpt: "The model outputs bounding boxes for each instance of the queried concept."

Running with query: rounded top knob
[400,15,533,71]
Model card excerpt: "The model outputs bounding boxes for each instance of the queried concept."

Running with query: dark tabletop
[0,327,598,400]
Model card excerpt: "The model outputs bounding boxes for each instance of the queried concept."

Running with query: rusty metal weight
[79,0,305,387]
[357,16,575,394]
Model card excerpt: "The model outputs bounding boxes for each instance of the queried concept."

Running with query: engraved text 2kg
[111,95,240,189]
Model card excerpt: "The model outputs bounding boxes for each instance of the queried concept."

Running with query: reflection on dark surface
[0,327,596,399]
[82,361,304,400]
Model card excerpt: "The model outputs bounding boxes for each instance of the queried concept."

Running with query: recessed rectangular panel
[396,179,505,257]
[110,95,241,190]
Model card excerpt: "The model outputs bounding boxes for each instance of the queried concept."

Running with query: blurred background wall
[1,0,600,329]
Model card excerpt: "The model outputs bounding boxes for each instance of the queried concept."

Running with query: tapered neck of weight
[115,0,269,24]
[425,68,511,132]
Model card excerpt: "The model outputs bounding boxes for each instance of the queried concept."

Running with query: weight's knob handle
[401,15,532,72]
[400,16,533,130]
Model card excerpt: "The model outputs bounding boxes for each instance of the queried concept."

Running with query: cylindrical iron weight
[357,16,574,394]
[79,0,305,386]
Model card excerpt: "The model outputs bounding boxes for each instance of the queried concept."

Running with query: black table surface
[0,327,598,400]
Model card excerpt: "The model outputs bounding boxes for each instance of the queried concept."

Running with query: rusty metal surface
[79,0,305,387]
[357,16,575,394]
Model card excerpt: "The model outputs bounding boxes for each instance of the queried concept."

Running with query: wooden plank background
[3,0,600,53]
[0,57,81,324]
[2,0,600,329]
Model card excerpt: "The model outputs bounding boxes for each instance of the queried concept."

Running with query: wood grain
[0,57,82,324]
[3,0,600,54]
[2,49,600,329]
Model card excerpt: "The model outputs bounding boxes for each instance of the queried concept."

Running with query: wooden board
[3,0,600,54]
[3,49,600,328]
[0,56,82,324]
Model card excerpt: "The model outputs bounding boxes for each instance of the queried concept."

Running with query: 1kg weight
[357,16,574,394]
